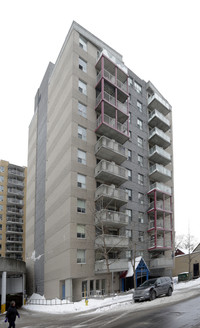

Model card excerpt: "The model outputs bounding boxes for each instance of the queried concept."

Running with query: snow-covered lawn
[23,277,200,314]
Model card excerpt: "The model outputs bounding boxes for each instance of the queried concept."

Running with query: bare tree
[94,199,129,295]
[175,233,198,278]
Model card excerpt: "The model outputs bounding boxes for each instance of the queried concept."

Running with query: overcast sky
[1,0,200,240]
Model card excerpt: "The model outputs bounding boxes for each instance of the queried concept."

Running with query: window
[129,112,131,124]
[126,188,132,201]
[126,250,132,259]
[139,231,144,242]
[128,77,133,87]
[78,102,87,118]
[78,80,87,95]
[77,199,86,213]
[137,100,142,112]
[79,57,87,72]
[0,205,2,211]
[138,212,144,224]
[137,136,143,148]
[0,176,4,183]
[138,154,143,166]
[127,169,132,181]
[78,125,87,141]
[78,149,86,165]
[138,192,144,204]
[129,93,132,103]
[126,209,132,224]
[0,196,3,202]
[137,118,143,130]
[0,225,2,230]
[138,173,144,185]
[138,251,144,257]
[128,150,132,161]
[0,215,2,221]
[0,186,3,192]
[126,229,132,239]
[79,36,87,51]
[129,131,132,139]
[77,174,86,189]
[0,166,4,173]
[77,249,86,264]
[0,234,2,240]
[134,81,142,94]
[77,224,86,238]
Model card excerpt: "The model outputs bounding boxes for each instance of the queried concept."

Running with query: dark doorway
[193,263,199,278]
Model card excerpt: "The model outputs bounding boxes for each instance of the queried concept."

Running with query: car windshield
[140,279,157,287]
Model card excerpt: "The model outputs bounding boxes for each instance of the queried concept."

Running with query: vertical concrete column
[1,271,7,313]
[65,278,72,302]
[22,273,26,305]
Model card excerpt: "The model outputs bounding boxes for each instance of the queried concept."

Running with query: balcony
[6,236,23,243]
[95,136,128,165]
[148,199,172,212]
[149,164,171,183]
[7,217,23,224]
[95,184,128,207]
[95,209,129,228]
[6,246,23,253]
[7,179,24,188]
[95,160,128,186]
[149,146,171,166]
[95,91,128,123]
[149,127,171,149]
[96,52,128,93]
[95,258,129,273]
[95,235,129,249]
[8,169,24,178]
[7,188,24,197]
[96,69,128,102]
[148,109,170,132]
[150,258,173,269]
[148,237,172,251]
[6,226,23,234]
[147,93,171,116]
[148,218,172,230]
[96,114,129,144]
[7,207,24,216]
[7,198,24,206]
[148,182,172,196]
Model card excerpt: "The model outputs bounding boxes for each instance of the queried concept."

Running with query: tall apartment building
[0,160,27,261]
[26,21,174,301]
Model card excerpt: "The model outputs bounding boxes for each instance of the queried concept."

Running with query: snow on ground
[23,277,200,314]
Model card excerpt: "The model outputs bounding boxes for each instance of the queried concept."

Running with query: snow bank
[23,277,200,314]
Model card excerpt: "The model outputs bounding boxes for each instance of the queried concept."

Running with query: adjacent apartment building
[26,21,174,301]
[0,160,27,261]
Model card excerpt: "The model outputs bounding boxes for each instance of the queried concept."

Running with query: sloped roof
[126,256,149,278]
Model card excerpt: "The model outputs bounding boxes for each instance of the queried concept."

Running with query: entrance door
[193,263,199,277]
[82,280,87,298]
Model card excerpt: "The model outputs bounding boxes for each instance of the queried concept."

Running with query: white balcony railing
[96,114,128,135]
[95,160,128,180]
[95,209,129,226]
[96,91,128,114]
[149,164,171,178]
[95,136,128,159]
[149,182,172,195]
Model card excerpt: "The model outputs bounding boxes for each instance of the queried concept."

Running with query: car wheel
[134,299,139,303]
[167,287,172,296]
[150,290,156,301]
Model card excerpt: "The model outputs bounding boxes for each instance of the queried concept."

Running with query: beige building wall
[44,29,99,299]
[25,114,38,293]
[173,252,200,277]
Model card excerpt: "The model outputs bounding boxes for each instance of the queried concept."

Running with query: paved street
[1,295,200,328]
